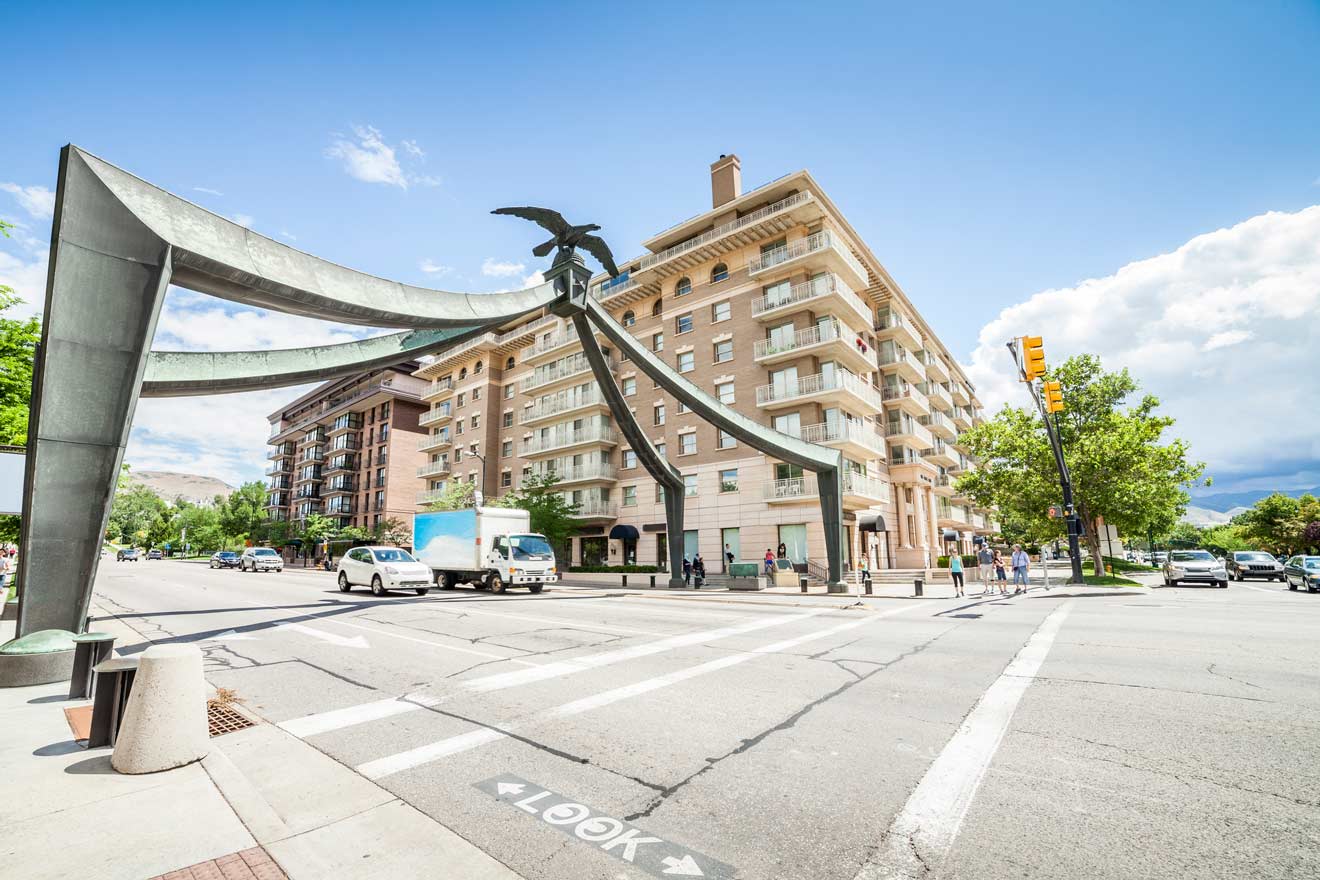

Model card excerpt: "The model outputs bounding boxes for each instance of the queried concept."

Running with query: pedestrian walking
[763,549,775,575]
[977,545,994,594]
[682,555,692,586]
[949,553,964,597]
[1011,544,1030,593]
[0,552,10,593]
[724,544,735,571]
[993,549,1008,593]
[693,554,706,588]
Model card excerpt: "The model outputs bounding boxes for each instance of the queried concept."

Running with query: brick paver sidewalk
[152,846,287,880]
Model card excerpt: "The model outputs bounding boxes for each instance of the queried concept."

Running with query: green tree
[299,513,335,547]
[491,473,578,554]
[107,482,169,546]
[1163,521,1204,548]
[372,516,411,546]
[956,354,1206,576]
[1200,524,1251,556]
[423,481,475,511]
[0,222,41,447]
[219,481,267,544]
[1234,492,1320,555]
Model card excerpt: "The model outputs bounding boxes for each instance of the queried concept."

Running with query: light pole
[471,450,487,507]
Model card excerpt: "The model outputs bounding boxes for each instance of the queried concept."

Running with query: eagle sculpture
[492,206,620,278]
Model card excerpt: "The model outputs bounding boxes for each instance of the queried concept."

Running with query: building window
[683,474,698,496]
[623,449,637,469]
[474,361,484,374]
[623,485,637,506]
[656,442,666,458]
[457,392,466,408]
[502,411,513,428]
[456,419,464,435]
[504,384,514,399]
[675,313,693,334]
[711,263,729,283]
[655,484,666,502]
[677,400,690,414]
[622,376,636,396]
[501,471,512,488]
[714,340,733,363]
[654,404,665,426]
[711,300,731,322]
[473,387,481,401]
[651,298,663,317]
[622,310,636,327]
[719,468,739,492]
[678,351,695,373]
[502,440,513,457]
[680,433,696,455]
[380,401,390,420]
[471,413,481,429]
[675,277,692,297]
[459,367,468,380]
[506,356,515,370]
[652,332,664,352]
[718,429,736,449]
[454,448,462,463]
[716,381,735,404]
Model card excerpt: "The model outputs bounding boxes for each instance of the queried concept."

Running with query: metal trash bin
[89,656,139,748]
[69,632,116,700]
[913,577,924,597]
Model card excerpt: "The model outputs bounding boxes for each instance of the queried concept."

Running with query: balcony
[520,353,613,395]
[417,459,452,478]
[947,454,974,475]
[535,463,617,486]
[746,231,868,291]
[749,273,872,327]
[521,425,618,457]
[921,381,954,412]
[919,351,950,382]
[951,408,973,431]
[933,473,956,496]
[267,476,291,491]
[755,369,884,411]
[951,383,971,407]
[523,327,597,365]
[877,343,925,383]
[302,429,328,444]
[874,308,923,352]
[881,384,930,418]
[796,420,888,461]
[422,377,454,401]
[639,191,820,274]
[888,448,936,479]
[568,498,618,521]
[265,493,289,508]
[323,454,357,475]
[329,436,361,452]
[419,406,452,427]
[328,413,363,436]
[416,488,450,506]
[762,471,890,508]
[921,441,959,468]
[418,432,452,452]
[267,442,296,459]
[293,487,321,500]
[298,448,325,463]
[920,411,956,440]
[886,419,934,450]
[938,504,968,529]
[322,480,355,497]
[753,320,878,374]
[522,388,609,425]
[324,498,356,515]
[265,458,292,476]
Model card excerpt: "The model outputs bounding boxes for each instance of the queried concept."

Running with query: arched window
[459,367,468,380]
[622,310,635,327]
[474,361,484,374]
[505,356,515,370]
[711,263,728,283]
[651,298,663,317]
[674,277,692,297]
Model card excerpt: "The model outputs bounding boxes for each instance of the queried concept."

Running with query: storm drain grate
[207,700,256,737]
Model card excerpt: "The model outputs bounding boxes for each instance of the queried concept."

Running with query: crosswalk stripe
[357,605,911,779]
[279,607,828,739]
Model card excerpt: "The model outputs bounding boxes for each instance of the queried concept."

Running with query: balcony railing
[535,463,617,484]
[638,191,815,273]
[417,460,452,478]
[886,419,934,448]
[418,433,451,451]
[882,385,929,411]
[525,328,581,360]
[424,377,454,398]
[523,388,606,423]
[265,459,292,476]
[520,353,612,394]
[267,443,296,459]
[416,488,450,505]
[521,425,618,456]
[298,449,324,463]
[568,498,618,519]
[878,343,925,376]
[795,420,888,457]
[748,273,871,324]
[875,309,919,336]
[752,320,877,368]
[763,471,889,501]
[920,411,955,435]
[746,231,867,283]
[419,407,452,426]
[756,369,884,409]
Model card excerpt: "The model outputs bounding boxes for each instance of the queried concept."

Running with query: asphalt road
[91,560,1320,879]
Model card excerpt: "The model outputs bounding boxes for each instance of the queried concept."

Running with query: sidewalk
[0,607,525,880]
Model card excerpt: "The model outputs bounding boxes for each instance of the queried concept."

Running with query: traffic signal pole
[1007,338,1085,584]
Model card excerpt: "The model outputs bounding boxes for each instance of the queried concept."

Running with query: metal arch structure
[17,145,849,637]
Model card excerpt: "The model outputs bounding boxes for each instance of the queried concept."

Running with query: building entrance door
[656,533,668,571]
[777,524,807,568]
[721,527,740,571]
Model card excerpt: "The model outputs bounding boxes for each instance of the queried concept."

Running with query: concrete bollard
[111,644,209,774]
[800,576,808,593]
[649,574,656,588]
[914,577,924,597]
[864,576,873,596]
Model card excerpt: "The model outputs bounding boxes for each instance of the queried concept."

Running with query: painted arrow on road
[497,783,526,796]
[662,855,705,876]
[276,622,369,649]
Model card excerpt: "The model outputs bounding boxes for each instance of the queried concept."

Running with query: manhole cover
[207,700,255,737]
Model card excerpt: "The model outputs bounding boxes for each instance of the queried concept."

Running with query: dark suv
[1225,551,1284,582]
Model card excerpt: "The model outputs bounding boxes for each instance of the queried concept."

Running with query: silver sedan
[1163,549,1228,588]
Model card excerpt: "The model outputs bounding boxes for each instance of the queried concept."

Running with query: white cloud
[401,139,424,158]
[522,270,545,288]
[230,213,254,228]
[279,229,296,241]
[0,183,55,219]
[0,248,49,320]
[965,205,1320,487]
[418,258,451,275]
[482,257,525,278]
[326,125,408,188]
[193,186,224,196]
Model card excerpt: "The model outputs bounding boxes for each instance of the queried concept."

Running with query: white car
[1162,549,1228,588]
[337,546,432,596]
[240,546,284,572]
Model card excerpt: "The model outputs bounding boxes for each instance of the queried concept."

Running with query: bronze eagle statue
[492,206,620,278]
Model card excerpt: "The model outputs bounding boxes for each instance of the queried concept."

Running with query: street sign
[473,774,735,879]
[1047,505,1062,519]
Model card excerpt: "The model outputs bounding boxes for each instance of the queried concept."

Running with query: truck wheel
[436,571,452,590]
[489,574,506,594]
[528,583,544,594]
[415,587,429,596]
[371,575,386,597]
[338,572,351,592]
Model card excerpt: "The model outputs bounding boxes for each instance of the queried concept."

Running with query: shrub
[567,564,661,574]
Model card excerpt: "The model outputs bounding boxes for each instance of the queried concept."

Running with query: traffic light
[1043,380,1064,413]
[1021,336,1046,381]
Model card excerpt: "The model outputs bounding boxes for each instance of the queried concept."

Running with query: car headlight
[384,565,399,574]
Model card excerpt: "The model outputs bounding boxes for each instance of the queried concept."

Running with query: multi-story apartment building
[412,155,997,573]
[265,364,429,538]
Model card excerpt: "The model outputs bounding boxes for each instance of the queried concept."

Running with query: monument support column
[817,469,847,591]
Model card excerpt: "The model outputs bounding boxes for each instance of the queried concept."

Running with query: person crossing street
[1011,544,1031,593]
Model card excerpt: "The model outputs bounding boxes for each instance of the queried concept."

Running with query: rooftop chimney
[710,154,742,209]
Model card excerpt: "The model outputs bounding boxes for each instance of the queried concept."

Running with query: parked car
[1225,551,1285,582]
[116,548,140,562]
[240,547,284,572]
[1163,550,1228,588]
[210,551,241,569]
[146,549,163,560]
[1284,556,1320,592]
[337,546,433,596]
[1151,552,1168,567]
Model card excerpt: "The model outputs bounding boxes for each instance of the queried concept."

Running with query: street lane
[91,560,1320,879]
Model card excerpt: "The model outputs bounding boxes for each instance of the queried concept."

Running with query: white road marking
[855,601,1075,880]
[208,629,257,641]
[416,605,673,637]
[1238,584,1280,594]
[315,616,542,664]
[357,606,908,779]
[280,608,828,739]
[275,622,369,649]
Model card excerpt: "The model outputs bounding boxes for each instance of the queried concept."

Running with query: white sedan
[337,546,433,596]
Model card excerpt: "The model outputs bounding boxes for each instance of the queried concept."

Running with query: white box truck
[412,507,558,593]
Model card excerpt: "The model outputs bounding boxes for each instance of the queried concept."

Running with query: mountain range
[1187,487,1320,513]
[130,470,235,506]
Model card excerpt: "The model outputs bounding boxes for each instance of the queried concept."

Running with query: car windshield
[253,548,278,557]
[372,549,416,563]
[1170,551,1214,562]
[1305,558,1320,570]
[1235,552,1274,561]
[218,552,237,558]
[509,535,553,560]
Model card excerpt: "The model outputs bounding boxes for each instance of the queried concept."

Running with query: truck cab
[487,533,558,593]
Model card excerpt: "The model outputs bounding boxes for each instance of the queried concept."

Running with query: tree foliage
[219,481,267,543]
[1232,492,1320,555]
[0,221,40,447]
[491,473,578,552]
[107,482,169,546]
[423,480,475,511]
[955,354,1205,575]
[373,516,411,546]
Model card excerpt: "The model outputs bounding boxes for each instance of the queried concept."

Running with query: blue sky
[2,1,1318,492]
